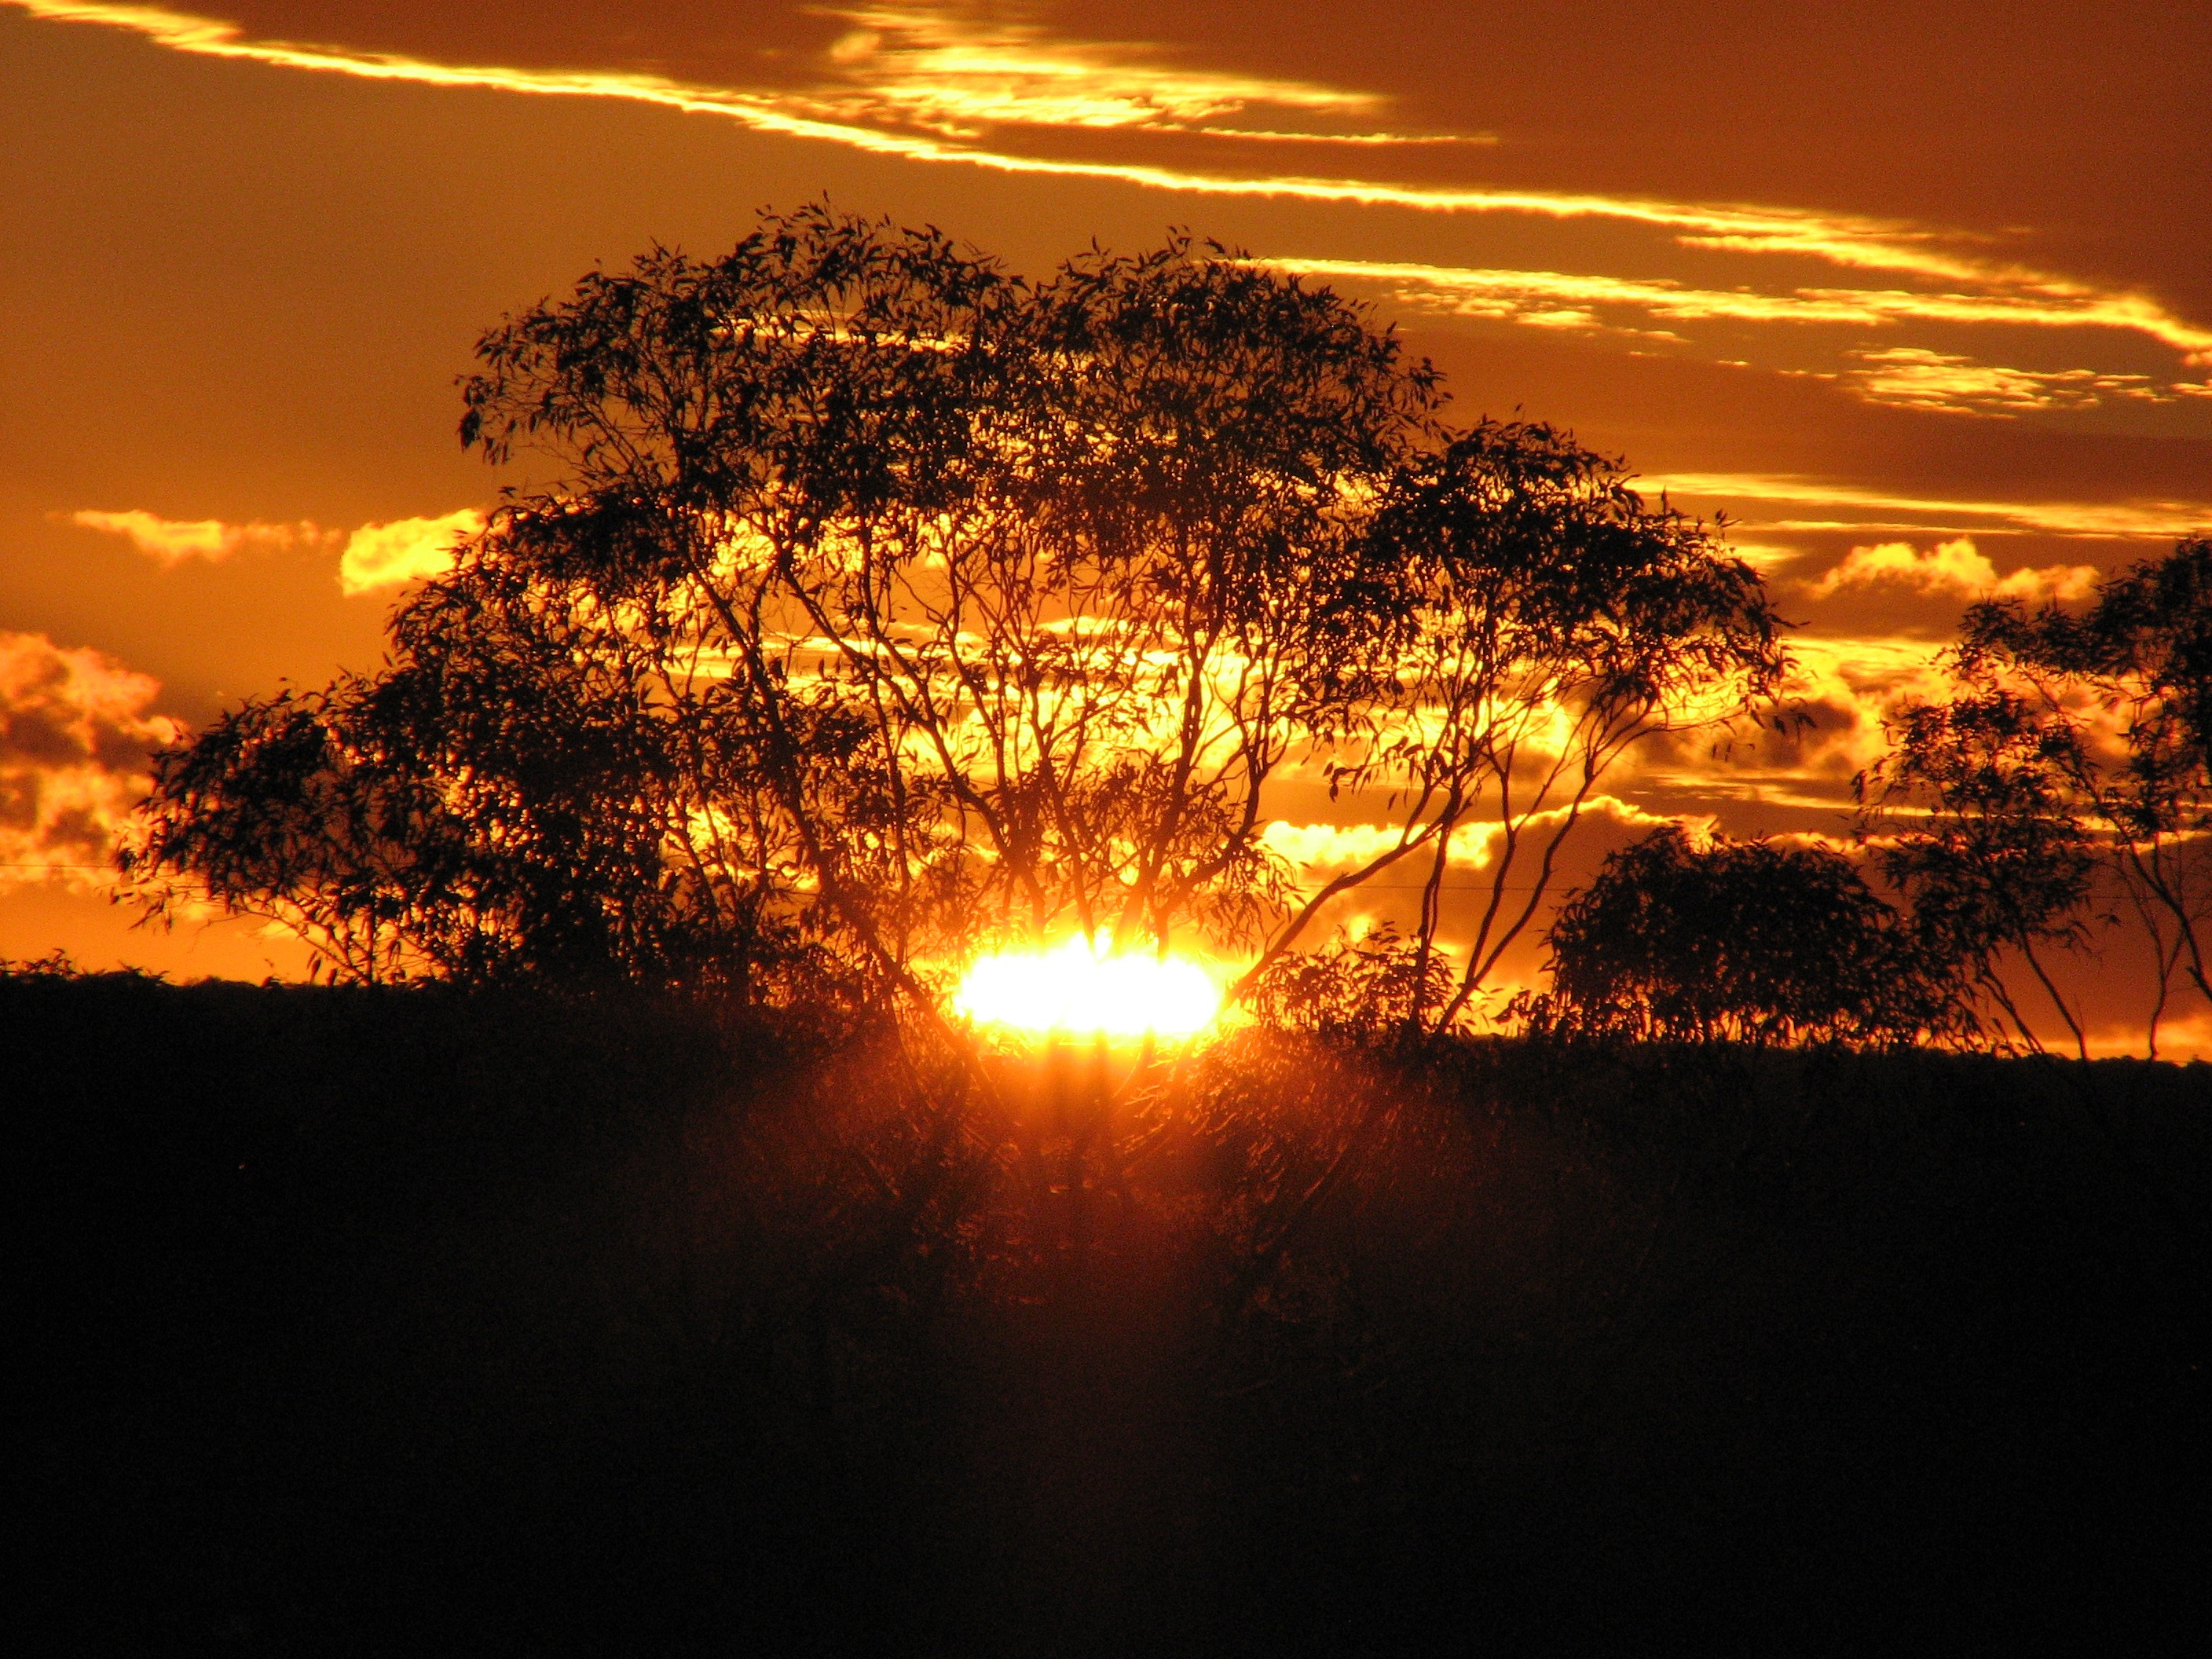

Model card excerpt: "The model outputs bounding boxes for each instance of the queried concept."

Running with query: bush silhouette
[1518,826,1936,1045]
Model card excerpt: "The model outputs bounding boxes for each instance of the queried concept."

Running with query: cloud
[1805,538,2102,604]
[0,630,178,887]
[1262,819,1457,875]
[1773,632,1956,778]
[13,1,2211,370]
[1262,795,1688,882]
[1837,348,2200,418]
[1262,258,2212,364]
[1618,628,1966,811]
[2115,1007,2212,1063]
[1261,797,1724,1024]
[71,503,483,592]
[1643,474,2211,542]
[801,5,1405,143]
[68,507,330,565]
[338,509,485,595]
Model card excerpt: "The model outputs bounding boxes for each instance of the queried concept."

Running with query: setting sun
[954,935,1224,1038]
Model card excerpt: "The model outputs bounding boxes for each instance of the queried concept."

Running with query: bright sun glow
[954,936,1223,1038]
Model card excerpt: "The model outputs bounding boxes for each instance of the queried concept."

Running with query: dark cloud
[0,630,177,882]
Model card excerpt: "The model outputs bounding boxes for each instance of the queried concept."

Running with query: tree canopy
[122,205,1785,1033]
[1515,827,1941,1046]
[1509,537,2210,1059]
[1859,538,2210,1055]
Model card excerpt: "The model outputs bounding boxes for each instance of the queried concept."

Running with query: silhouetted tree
[1514,827,1940,1046]
[121,566,840,998]
[1852,538,2209,1056]
[1859,692,2100,1056]
[1952,538,2211,1038]
[1297,424,1782,1031]
[123,205,1782,1033]
[120,676,457,985]
[1241,923,1458,1041]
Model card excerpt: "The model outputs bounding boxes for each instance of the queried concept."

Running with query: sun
[954,935,1224,1039]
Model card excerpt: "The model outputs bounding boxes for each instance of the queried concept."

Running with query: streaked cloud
[337,510,484,595]
[2115,1009,2212,1062]
[1265,258,2212,364]
[1804,537,2100,604]
[1262,819,1472,876]
[71,502,484,591]
[1644,474,2212,542]
[1262,795,1687,884]
[1837,349,2207,419]
[13,0,2209,372]
[800,5,1406,142]
[0,630,178,886]
[68,507,330,565]
[1260,797,1723,1022]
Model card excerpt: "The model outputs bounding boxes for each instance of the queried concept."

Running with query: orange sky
[3,2,2207,1049]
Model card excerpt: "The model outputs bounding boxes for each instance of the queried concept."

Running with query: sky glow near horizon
[2,1,2206,1053]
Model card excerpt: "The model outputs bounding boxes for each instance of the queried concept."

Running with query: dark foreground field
[15,976,2208,1654]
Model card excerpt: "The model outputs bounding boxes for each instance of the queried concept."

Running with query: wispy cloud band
[69,504,482,591]
[1266,258,2212,365]
[13,0,2208,372]
[68,507,332,564]
[1643,474,2212,542]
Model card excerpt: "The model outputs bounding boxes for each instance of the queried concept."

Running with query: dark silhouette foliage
[121,204,1782,1034]
[1240,922,1458,1041]
[1516,826,1938,1045]
[1302,422,1783,1030]
[1859,538,2210,1055]
[1862,691,2102,1054]
[1954,537,2212,1021]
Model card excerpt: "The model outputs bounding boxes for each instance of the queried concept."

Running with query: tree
[1858,538,2209,1057]
[118,575,828,996]
[121,676,453,987]
[1513,826,1941,1046]
[123,205,1783,1035]
[1301,424,1782,1032]
[1859,692,2100,1056]
[1954,539,2211,1037]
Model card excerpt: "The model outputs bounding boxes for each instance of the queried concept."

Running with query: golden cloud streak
[338,509,485,595]
[16,0,2206,357]
[66,507,331,564]
[1642,474,2212,541]
[1837,348,2201,417]
[1266,258,2212,364]
[1261,796,1696,902]
[810,5,1385,139]
[68,501,484,591]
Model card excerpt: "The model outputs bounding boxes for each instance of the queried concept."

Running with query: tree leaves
[1515,829,1940,1047]
[126,204,1785,1035]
